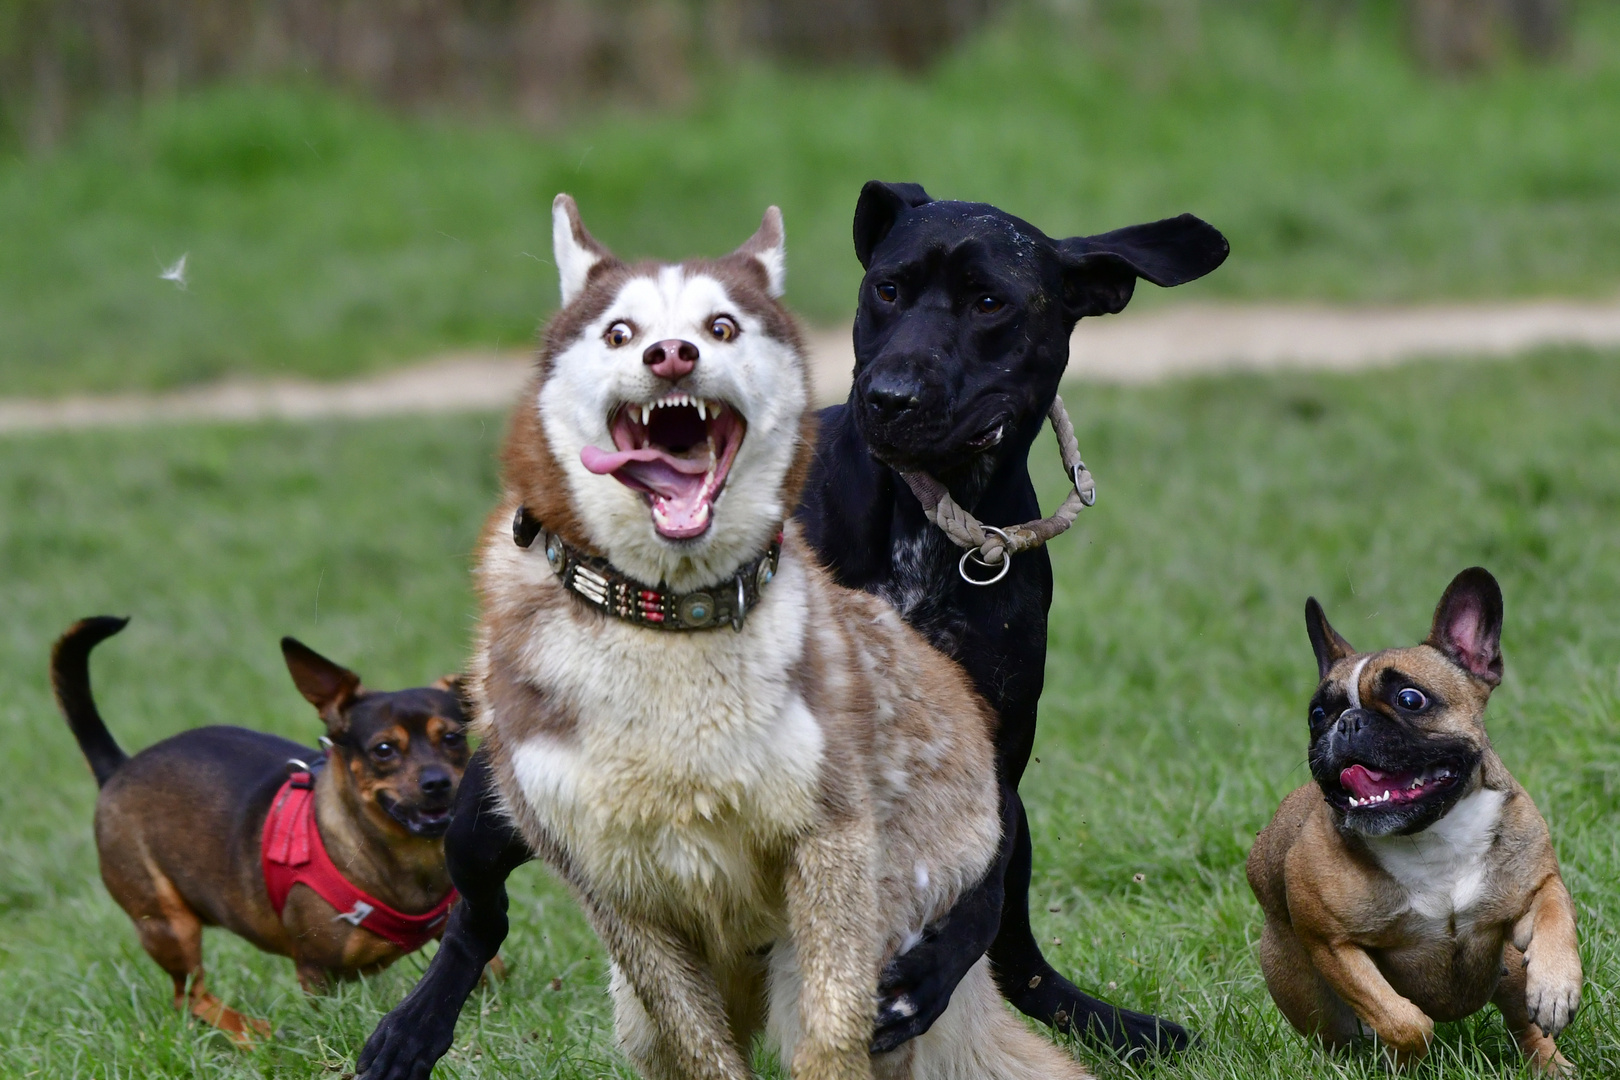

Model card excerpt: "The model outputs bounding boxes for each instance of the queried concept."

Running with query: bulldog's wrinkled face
[535,196,810,591]
[847,181,1229,477]
[1303,568,1504,838]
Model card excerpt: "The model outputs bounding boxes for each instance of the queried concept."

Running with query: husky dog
[463,196,1089,1080]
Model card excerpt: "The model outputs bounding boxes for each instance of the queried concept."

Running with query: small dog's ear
[853,181,932,268]
[1057,213,1229,321]
[432,673,476,719]
[552,193,616,307]
[1305,597,1356,680]
[1426,567,1504,686]
[730,206,787,298]
[281,637,362,730]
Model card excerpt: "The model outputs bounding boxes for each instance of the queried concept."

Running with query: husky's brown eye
[604,322,634,348]
[976,295,1004,314]
[875,282,898,302]
[1396,688,1428,711]
[709,315,739,342]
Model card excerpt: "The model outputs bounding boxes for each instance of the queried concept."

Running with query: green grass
[5,1,1620,397]
[2,349,1618,1077]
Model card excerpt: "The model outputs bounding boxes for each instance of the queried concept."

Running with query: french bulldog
[1247,567,1581,1073]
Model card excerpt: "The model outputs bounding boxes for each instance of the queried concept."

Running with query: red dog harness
[261,771,457,953]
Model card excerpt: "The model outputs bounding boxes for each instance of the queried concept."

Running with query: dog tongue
[581,445,712,538]
[1341,764,1401,799]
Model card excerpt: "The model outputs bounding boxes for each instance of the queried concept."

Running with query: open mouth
[965,422,1005,452]
[1333,762,1463,811]
[581,394,746,540]
[380,795,454,838]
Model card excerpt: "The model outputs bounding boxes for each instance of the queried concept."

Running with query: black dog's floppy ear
[853,180,933,269]
[1305,597,1356,680]
[281,637,363,732]
[1058,213,1229,320]
[1426,567,1504,686]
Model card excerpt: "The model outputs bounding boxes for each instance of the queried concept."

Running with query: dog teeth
[629,397,724,424]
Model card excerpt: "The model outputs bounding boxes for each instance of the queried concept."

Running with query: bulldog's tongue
[1340,764,1413,799]
[581,445,712,538]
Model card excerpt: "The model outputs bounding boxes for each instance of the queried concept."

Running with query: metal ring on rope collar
[1072,463,1096,507]
[901,394,1095,587]
[959,525,1013,586]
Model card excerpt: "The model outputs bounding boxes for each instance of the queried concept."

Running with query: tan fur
[92,738,457,1043]
[1249,592,1581,1074]
[70,632,476,1046]
[473,200,1088,1080]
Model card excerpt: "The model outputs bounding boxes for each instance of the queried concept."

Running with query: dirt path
[5,299,1619,435]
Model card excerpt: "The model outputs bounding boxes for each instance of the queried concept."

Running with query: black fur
[803,182,1225,1055]
[52,616,135,786]
[357,183,1228,1075]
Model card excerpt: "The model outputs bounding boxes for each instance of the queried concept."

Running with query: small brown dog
[1248,568,1581,1073]
[52,616,471,1044]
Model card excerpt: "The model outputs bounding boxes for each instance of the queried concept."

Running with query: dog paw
[356,1004,455,1080]
[1529,965,1581,1042]
[1525,957,1582,1038]
[1375,1009,1434,1071]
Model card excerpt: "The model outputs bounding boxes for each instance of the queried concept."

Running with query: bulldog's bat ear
[1427,567,1504,686]
[552,193,616,307]
[1057,214,1229,321]
[853,181,933,269]
[1305,597,1356,680]
[281,637,362,733]
[731,206,787,298]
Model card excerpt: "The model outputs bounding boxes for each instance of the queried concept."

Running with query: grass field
[2,348,1617,1077]
[5,1,1620,397]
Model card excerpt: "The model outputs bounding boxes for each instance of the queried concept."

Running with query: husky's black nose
[644,339,698,380]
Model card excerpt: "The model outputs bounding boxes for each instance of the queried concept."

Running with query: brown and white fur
[468,194,1090,1080]
[1248,568,1581,1073]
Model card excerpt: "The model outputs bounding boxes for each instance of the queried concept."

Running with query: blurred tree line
[0,0,1578,150]
[0,0,997,147]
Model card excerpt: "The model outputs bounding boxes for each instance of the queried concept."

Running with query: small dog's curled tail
[51,615,132,787]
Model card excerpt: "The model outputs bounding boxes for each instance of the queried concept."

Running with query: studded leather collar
[511,506,781,632]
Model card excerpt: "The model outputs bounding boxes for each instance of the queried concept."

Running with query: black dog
[357,184,1226,1077]
[798,183,1227,1054]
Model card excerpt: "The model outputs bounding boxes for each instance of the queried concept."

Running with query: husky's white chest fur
[464,196,1090,1080]
[489,538,823,945]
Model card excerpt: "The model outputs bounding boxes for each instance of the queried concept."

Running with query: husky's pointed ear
[733,206,787,298]
[1305,597,1356,680]
[552,193,614,307]
[1426,567,1504,686]
[281,637,362,734]
[853,181,932,269]
[1057,213,1228,322]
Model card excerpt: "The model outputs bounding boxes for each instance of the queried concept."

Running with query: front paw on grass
[1525,965,1581,1038]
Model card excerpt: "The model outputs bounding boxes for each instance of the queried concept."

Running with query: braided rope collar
[512,506,781,631]
[899,394,1096,586]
